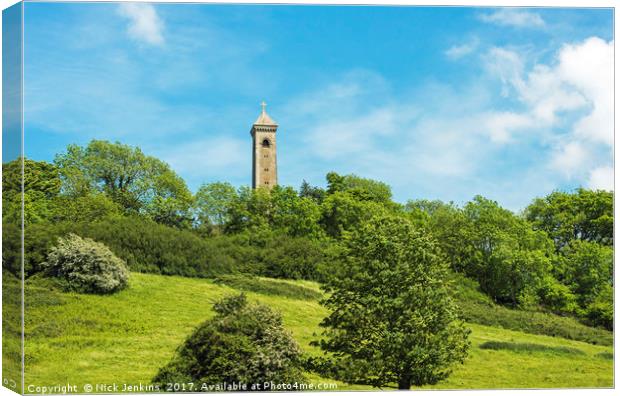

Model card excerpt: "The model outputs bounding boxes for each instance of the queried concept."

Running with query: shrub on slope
[152,294,304,390]
[43,234,129,294]
[450,272,612,346]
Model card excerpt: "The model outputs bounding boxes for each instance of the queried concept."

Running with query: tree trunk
[398,375,411,390]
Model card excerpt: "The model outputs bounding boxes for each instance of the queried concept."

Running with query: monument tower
[250,101,279,189]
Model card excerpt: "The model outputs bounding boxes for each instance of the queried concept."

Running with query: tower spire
[253,100,277,126]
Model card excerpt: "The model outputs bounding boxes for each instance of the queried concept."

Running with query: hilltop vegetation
[2,139,614,390]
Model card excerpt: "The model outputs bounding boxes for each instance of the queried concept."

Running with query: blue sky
[22,3,613,211]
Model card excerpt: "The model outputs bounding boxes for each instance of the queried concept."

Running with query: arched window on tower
[262,139,271,148]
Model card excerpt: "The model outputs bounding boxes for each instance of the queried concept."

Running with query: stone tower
[251,101,278,189]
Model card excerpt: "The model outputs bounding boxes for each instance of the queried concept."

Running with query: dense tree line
[2,139,613,332]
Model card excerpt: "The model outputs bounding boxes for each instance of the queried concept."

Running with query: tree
[270,186,323,238]
[525,188,613,249]
[317,215,470,389]
[224,186,324,238]
[153,294,304,389]
[194,182,238,228]
[320,191,389,238]
[405,199,472,273]
[326,172,393,203]
[299,180,326,203]
[2,158,61,224]
[50,194,121,223]
[462,196,554,306]
[225,186,272,233]
[54,140,193,227]
[557,240,613,307]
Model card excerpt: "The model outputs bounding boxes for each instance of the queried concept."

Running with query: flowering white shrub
[44,233,129,294]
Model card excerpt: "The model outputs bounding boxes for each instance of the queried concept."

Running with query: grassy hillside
[449,272,613,346]
[19,272,612,391]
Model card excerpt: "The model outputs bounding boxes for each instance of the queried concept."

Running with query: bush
[14,217,253,279]
[248,231,336,281]
[12,216,334,282]
[585,284,613,330]
[450,272,613,346]
[152,294,304,390]
[538,276,579,315]
[73,216,241,277]
[43,234,129,294]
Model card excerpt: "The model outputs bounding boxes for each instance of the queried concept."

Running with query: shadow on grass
[479,341,586,356]
[213,275,323,301]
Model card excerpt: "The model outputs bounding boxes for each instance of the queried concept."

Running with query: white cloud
[280,36,614,207]
[304,108,399,159]
[117,3,164,46]
[156,136,247,182]
[482,111,534,144]
[445,38,479,60]
[518,64,587,124]
[587,166,614,191]
[557,37,614,146]
[550,141,589,178]
[588,166,614,191]
[483,37,613,190]
[479,8,545,28]
[484,47,524,96]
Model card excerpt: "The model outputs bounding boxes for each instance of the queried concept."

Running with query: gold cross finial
[261,101,267,113]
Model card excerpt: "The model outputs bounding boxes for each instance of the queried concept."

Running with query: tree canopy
[54,140,193,227]
[317,215,470,389]
[525,188,613,249]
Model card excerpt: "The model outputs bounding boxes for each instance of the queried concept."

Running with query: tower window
[262,139,271,148]
[264,181,269,185]
[264,168,269,171]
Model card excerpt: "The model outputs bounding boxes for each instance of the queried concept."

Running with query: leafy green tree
[317,215,470,389]
[405,199,473,273]
[525,188,613,249]
[2,158,61,224]
[326,172,393,203]
[462,196,554,306]
[270,186,323,238]
[299,180,326,203]
[320,191,389,238]
[3,158,61,197]
[585,283,613,330]
[50,194,121,223]
[225,186,272,233]
[260,234,335,281]
[225,186,324,238]
[153,294,304,389]
[54,140,193,227]
[558,240,613,307]
[194,182,238,228]
[537,275,579,315]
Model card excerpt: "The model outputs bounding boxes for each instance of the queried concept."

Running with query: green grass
[2,272,23,394]
[20,272,613,391]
